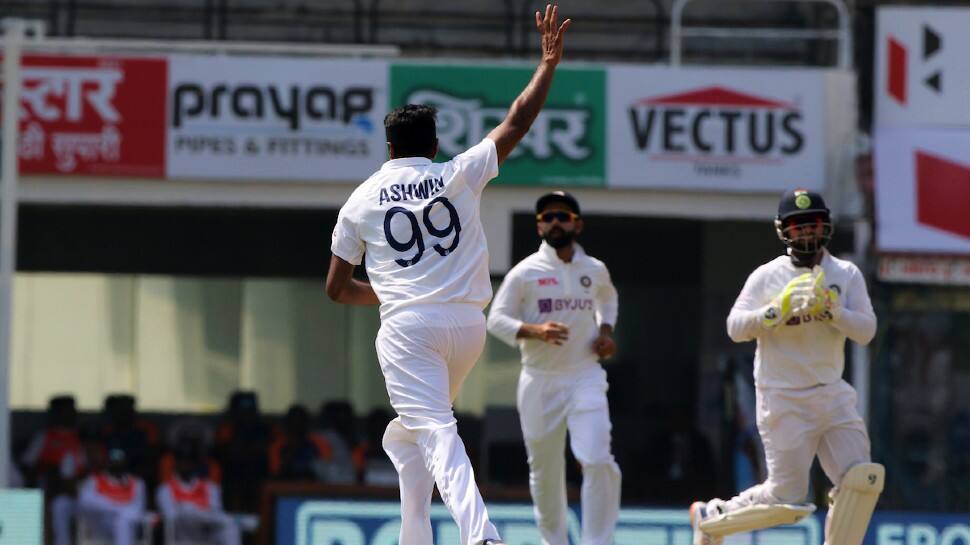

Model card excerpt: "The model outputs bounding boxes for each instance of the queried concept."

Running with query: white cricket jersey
[726,251,877,389]
[331,139,499,318]
[487,242,618,373]
[78,473,146,513]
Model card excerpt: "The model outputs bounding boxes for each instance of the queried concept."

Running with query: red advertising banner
[13,54,167,177]
[874,127,970,255]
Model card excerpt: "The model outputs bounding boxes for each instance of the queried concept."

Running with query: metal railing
[670,0,852,68]
[2,13,398,57]
[514,0,666,60]
[15,34,400,58]
[5,1,862,66]
[6,0,670,60]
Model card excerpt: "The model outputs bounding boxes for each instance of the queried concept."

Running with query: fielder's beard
[543,228,575,249]
[788,247,821,268]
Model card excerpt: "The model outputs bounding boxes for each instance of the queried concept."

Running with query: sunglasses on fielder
[536,211,579,223]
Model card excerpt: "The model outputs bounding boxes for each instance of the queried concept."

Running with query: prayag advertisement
[390,63,607,187]
[13,54,167,177]
[166,55,389,182]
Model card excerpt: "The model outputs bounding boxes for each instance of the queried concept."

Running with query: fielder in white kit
[326,6,571,545]
[689,189,883,545]
[487,191,621,545]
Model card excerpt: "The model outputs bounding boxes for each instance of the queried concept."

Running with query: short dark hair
[536,191,581,215]
[385,104,438,158]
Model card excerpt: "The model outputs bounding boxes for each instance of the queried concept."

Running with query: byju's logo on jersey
[538,298,594,313]
[785,312,833,326]
[627,86,805,176]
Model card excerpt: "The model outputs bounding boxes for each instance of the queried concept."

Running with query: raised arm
[487,4,571,165]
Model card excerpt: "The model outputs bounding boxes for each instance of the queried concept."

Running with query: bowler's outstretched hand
[536,4,571,66]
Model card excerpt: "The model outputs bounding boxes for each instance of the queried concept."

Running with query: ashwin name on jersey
[378,177,445,205]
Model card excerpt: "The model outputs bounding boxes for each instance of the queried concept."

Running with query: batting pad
[700,503,817,537]
[825,463,885,545]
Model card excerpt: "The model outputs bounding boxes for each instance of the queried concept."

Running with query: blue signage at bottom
[276,498,970,545]
[869,513,970,545]
[275,499,821,545]
[275,498,970,545]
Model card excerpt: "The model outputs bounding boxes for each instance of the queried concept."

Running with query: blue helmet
[774,188,833,259]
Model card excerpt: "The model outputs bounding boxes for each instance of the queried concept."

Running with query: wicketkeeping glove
[811,268,841,317]
[791,266,828,316]
[762,271,814,328]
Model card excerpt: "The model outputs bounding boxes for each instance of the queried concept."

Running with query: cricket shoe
[482,540,508,545]
[690,501,724,545]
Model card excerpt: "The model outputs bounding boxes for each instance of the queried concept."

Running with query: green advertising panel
[390,63,606,187]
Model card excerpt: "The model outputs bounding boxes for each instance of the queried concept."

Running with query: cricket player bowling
[326,5,571,545]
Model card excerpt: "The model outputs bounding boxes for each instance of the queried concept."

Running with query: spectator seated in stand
[52,423,107,545]
[316,400,359,484]
[268,404,331,481]
[62,423,108,480]
[100,395,160,484]
[20,395,83,545]
[156,439,252,545]
[165,416,215,457]
[21,395,82,489]
[76,448,154,545]
[215,391,270,512]
[159,421,221,485]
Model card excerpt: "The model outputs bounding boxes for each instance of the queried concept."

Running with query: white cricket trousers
[169,512,241,545]
[376,303,500,545]
[78,507,143,545]
[720,379,870,511]
[517,365,621,545]
[50,494,76,545]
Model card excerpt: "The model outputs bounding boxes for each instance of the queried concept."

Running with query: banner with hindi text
[13,54,167,177]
